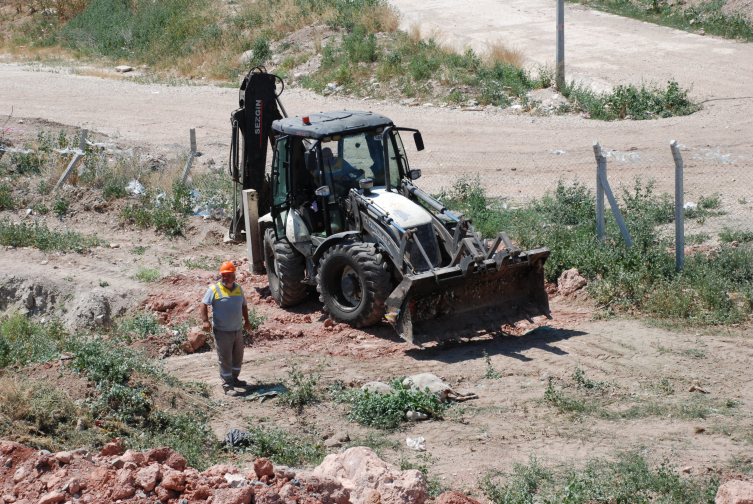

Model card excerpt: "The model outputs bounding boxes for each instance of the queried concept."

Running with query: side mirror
[304,150,317,173]
[315,186,331,197]
[409,169,422,181]
[413,132,425,151]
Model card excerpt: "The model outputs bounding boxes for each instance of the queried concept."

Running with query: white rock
[224,473,248,488]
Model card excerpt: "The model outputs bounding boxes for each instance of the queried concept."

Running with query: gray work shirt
[201,282,247,331]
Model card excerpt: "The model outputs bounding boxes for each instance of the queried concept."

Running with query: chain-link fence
[4,127,752,242]
[407,141,753,242]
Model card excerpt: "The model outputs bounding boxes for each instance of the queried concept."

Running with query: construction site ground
[2,0,753,496]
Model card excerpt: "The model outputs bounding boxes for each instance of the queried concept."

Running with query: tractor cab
[269,111,420,242]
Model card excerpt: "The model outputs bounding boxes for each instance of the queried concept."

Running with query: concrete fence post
[180,128,197,185]
[556,0,565,89]
[53,129,88,192]
[593,142,605,240]
[670,140,685,271]
[242,189,265,274]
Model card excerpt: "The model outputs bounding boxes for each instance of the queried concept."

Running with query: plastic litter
[244,385,287,403]
[550,150,566,155]
[224,428,250,448]
[125,179,146,196]
[406,436,426,451]
[684,202,697,210]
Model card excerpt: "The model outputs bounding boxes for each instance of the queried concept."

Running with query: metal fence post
[556,0,565,88]
[180,128,196,185]
[242,189,265,274]
[53,129,88,192]
[593,142,605,240]
[670,140,685,271]
[593,141,633,247]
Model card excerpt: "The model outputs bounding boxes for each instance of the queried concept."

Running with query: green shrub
[279,363,320,409]
[562,79,700,120]
[133,267,161,282]
[121,193,186,238]
[0,218,104,252]
[344,25,378,63]
[62,0,211,64]
[233,425,326,467]
[117,311,161,339]
[0,314,68,368]
[103,180,128,200]
[54,196,71,216]
[438,176,753,326]
[0,184,13,210]
[481,451,718,504]
[719,227,753,243]
[335,378,446,429]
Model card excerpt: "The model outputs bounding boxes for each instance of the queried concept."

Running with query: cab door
[270,135,291,239]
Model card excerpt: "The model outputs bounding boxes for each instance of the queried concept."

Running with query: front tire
[264,228,307,307]
[316,242,391,327]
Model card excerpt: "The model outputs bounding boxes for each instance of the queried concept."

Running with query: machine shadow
[404,326,587,364]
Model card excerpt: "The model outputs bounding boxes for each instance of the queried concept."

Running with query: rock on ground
[135,464,161,491]
[214,486,254,504]
[435,491,482,504]
[312,447,428,504]
[716,480,753,504]
[558,268,587,296]
[187,327,207,350]
[254,457,274,478]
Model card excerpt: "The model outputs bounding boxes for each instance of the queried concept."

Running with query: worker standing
[200,261,253,396]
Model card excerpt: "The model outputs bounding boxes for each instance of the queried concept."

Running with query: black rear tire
[264,228,307,308]
[317,242,391,327]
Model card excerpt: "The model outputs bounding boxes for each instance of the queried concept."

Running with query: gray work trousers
[213,327,244,387]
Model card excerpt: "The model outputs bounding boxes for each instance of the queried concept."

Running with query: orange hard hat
[220,261,236,274]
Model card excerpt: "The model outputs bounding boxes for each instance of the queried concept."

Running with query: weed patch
[0,218,104,252]
[332,379,446,429]
[121,198,186,238]
[720,227,753,243]
[562,79,700,120]
[481,451,719,504]
[0,315,221,469]
[569,0,753,42]
[439,176,753,326]
[0,313,68,368]
[116,311,162,339]
[279,363,320,409]
[232,424,326,467]
[483,350,503,379]
[133,267,161,283]
[0,183,13,210]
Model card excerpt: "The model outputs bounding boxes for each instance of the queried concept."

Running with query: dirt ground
[2,0,753,495]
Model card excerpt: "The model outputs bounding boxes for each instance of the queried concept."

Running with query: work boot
[234,378,247,386]
[223,385,238,397]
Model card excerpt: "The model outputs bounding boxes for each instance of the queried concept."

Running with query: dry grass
[358,4,400,33]
[408,21,422,44]
[485,39,525,67]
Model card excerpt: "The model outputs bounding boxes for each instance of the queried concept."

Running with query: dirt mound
[0,441,427,504]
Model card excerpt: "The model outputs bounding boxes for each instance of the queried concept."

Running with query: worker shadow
[405,326,587,364]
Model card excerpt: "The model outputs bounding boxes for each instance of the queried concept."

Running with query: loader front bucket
[386,248,551,346]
